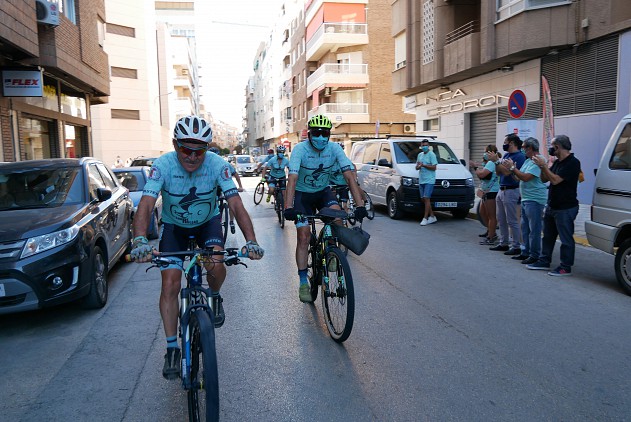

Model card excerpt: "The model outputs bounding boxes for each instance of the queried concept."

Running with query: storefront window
[19,117,52,160]
[23,84,59,112]
[61,94,87,119]
[64,124,87,158]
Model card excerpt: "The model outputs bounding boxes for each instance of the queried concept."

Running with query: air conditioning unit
[403,124,415,134]
[36,0,60,26]
[323,87,332,97]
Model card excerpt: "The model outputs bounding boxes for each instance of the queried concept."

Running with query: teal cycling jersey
[265,156,289,179]
[288,141,352,193]
[330,161,355,186]
[143,152,238,228]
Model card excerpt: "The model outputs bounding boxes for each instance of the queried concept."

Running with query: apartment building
[304,0,414,146]
[0,0,109,162]
[393,0,631,204]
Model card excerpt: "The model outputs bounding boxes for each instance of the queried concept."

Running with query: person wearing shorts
[416,139,438,226]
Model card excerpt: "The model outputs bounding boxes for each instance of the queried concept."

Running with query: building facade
[0,0,109,162]
[393,0,631,204]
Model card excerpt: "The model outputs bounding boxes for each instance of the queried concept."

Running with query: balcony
[308,102,369,124]
[306,23,368,61]
[306,63,369,94]
[443,21,481,77]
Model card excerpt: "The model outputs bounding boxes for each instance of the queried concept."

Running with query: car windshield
[114,170,146,191]
[131,158,155,166]
[236,156,251,164]
[393,141,460,164]
[0,167,84,211]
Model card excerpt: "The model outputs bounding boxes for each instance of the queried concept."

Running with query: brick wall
[0,1,39,58]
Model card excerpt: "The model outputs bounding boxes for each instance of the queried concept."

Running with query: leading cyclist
[130,115,264,380]
[283,114,367,302]
[261,144,289,203]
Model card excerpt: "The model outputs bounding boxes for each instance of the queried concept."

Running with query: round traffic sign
[508,90,527,119]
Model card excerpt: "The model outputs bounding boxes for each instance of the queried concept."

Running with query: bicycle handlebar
[125,247,249,266]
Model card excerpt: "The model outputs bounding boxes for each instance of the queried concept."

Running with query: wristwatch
[509,165,516,171]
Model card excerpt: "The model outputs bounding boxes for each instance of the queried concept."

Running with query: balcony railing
[306,63,369,94]
[308,102,369,124]
[306,23,368,61]
[445,20,479,45]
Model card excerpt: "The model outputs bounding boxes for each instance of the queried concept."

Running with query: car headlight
[465,177,474,187]
[21,226,80,259]
[401,176,418,187]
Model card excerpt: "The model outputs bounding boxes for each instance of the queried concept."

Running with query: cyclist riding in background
[256,148,275,176]
[211,147,244,233]
[129,115,264,380]
[261,145,289,203]
[329,143,357,213]
[283,114,367,302]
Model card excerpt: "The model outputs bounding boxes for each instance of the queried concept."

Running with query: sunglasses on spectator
[310,128,331,137]
[175,140,208,157]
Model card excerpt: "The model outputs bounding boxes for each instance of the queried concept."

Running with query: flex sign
[2,69,43,97]
[419,89,509,117]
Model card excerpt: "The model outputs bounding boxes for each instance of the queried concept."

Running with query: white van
[350,136,475,219]
[585,114,631,295]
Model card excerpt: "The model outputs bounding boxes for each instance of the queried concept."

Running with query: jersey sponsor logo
[149,167,161,180]
[303,163,329,189]
[221,165,232,181]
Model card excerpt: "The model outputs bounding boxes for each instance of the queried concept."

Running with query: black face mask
[548,146,556,156]
[502,144,510,152]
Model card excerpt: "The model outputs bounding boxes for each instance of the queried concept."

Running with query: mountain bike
[347,188,374,225]
[253,179,265,205]
[301,208,355,342]
[270,176,286,228]
[144,241,249,421]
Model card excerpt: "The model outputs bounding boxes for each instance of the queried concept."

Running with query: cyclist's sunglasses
[175,140,208,157]
[310,128,331,137]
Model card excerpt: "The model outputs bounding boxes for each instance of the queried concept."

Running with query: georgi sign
[2,69,43,97]
[419,89,509,117]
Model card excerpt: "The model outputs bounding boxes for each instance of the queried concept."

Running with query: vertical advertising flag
[541,75,554,159]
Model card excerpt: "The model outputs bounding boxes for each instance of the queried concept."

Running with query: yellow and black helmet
[307,114,332,129]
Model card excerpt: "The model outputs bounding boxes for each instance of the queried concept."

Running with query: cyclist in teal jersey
[129,116,264,380]
[283,115,367,302]
[329,144,357,212]
[261,145,289,203]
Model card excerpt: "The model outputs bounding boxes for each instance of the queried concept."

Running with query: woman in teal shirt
[471,144,500,244]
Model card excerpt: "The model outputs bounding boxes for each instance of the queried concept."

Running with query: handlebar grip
[124,254,134,262]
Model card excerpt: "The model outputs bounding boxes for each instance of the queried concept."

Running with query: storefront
[409,32,631,204]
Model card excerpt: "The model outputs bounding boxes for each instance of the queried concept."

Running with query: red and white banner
[541,75,554,158]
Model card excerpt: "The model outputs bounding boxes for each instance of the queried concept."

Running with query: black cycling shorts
[292,187,338,228]
[159,214,223,257]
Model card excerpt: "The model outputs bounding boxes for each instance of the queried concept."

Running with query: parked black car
[0,158,133,314]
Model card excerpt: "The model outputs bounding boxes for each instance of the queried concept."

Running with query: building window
[423,118,439,131]
[111,67,138,79]
[422,1,435,65]
[59,0,76,24]
[111,109,140,120]
[394,32,406,70]
[497,0,570,22]
[97,18,105,47]
[106,23,135,38]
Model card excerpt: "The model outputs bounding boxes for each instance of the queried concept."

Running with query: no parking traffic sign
[508,90,527,119]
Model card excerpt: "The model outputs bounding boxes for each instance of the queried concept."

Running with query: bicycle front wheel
[321,247,355,342]
[307,245,319,302]
[276,192,285,228]
[188,310,219,422]
[253,182,265,205]
[221,204,229,244]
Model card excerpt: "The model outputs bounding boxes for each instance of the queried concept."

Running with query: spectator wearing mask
[470,144,500,245]
[486,134,526,255]
[504,137,548,265]
[416,139,438,226]
[528,135,581,276]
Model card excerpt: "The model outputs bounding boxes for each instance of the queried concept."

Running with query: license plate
[0,283,5,297]
[435,202,457,208]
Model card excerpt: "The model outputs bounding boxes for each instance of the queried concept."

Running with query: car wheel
[387,191,403,220]
[451,209,469,219]
[81,246,108,309]
[148,210,159,240]
[615,238,631,296]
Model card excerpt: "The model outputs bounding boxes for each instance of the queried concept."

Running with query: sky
[195,0,283,128]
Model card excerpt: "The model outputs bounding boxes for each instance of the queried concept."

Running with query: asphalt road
[1,176,630,421]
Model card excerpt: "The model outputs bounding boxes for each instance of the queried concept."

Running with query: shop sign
[420,89,509,117]
[2,69,43,97]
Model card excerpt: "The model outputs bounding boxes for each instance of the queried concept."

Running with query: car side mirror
[593,168,597,176]
[96,188,112,202]
[460,159,467,166]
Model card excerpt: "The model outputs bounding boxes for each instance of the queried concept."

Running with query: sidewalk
[470,200,591,247]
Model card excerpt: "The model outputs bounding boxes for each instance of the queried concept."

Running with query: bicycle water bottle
[190,262,202,286]
[324,224,332,238]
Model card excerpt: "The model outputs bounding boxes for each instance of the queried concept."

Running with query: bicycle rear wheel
[364,191,375,220]
[307,245,319,302]
[253,182,265,205]
[321,247,355,342]
[188,310,219,422]
[276,192,285,228]
[220,204,229,244]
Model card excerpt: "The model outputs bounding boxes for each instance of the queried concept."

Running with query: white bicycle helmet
[173,116,213,143]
